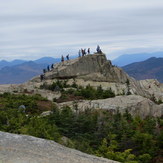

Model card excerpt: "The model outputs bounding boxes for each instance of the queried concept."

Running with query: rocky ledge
[58,95,163,118]
[0,131,119,163]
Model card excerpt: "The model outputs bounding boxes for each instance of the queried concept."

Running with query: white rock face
[0,131,119,163]
[57,95,163,118]
[139,79,163,101]
[0,82,61,101]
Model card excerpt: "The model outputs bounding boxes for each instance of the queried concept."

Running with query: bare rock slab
[58,95,163,118]
[0,131,119,163]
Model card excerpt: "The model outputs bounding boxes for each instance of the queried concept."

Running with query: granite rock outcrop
[0,131,119,163]
[57,95,163,118]
[33,53,129,83]
[31,53,163,101]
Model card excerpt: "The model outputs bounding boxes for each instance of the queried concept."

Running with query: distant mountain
[9,59,27,66]
[112,52,163,66]
[122,57,163,83]
[0,60,9,69]
[0,59,26,69]
[0,61,47,84]
[0,57,64,84]
[0,57,60,84]
[34,57,60,64]
[0,57,60,70]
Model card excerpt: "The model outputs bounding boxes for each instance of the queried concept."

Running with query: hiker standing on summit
[96,45,102,53]
[87,48,90,54]
[61,55,64,62]
[47,65,50,71]
[66,54,69,60]
[78,50,81,57]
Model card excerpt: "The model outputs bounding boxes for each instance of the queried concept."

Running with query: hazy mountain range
[0,53,163,84]
[0,57,60,84]
[0,59,26,70]
[0,57,60,70]
[122,57,163,83]
[112,52,163,66]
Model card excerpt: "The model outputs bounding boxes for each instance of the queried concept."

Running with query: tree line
[0,93,162,163]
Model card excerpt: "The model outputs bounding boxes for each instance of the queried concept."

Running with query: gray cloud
[0,0,163,60]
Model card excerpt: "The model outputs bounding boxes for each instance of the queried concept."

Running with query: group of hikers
[40,45,102,81]
[40,63,55,81]
[78,48,90,58]
[61,54,69,62]
[61,45,102,62]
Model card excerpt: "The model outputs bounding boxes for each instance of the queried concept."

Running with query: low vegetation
[40,80,115,102]
[0,93,162,163]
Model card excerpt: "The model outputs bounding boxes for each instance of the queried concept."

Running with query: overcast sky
[1,0,163,60]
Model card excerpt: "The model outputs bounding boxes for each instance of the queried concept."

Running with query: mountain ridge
[122,57,163,83]
[0,57,60,69]
[112,52,163,66]
[0,57,61,84]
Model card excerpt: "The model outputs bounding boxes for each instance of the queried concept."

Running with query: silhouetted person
[81,49,84,57]
[43,69,46,74]
[87,48,90,54]
[51,64,54,69]
[96,45,102,53]
[47,65,50,71]
[40,74,44,81]
[84,49,86,56]
[61,55,64,62]
[78,50,81,57]
[66,54,69,60]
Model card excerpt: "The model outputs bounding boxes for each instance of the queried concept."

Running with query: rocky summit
[0,131,119,163]
[31,53,163,101]
[33,53,129,83]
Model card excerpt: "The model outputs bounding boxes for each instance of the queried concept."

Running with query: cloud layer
[1,0,163,60]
